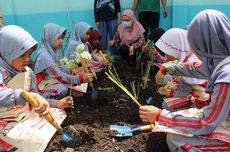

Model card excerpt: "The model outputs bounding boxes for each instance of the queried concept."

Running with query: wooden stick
[81,58,89,74]
[139,124,155,131]
[20,90,63,131]
[145,39,151,48]
[89,64,97,81]
[81,58,94,87]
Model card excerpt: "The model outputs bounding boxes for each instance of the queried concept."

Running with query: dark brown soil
[45,60,169,152]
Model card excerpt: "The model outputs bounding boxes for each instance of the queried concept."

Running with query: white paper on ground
[0,108,66,152]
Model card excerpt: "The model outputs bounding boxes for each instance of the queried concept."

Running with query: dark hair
[148,28,165,56]
[148,28,165,43]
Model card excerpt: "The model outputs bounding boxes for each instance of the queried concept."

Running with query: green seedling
[98,86,115,92]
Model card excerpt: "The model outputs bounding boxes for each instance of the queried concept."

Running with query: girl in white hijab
[155,28,209,110]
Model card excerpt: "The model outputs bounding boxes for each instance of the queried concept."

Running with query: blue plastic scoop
[109,124,154,137]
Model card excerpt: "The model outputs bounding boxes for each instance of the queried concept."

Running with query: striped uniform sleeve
[0,72,26,107]
[157,83,230,135]
[163,62,207,80]
[59,62,71,74]
[45,65,83,86]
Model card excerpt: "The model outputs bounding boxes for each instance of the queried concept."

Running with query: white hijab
[156,28,206,85]
[156,28,200,63]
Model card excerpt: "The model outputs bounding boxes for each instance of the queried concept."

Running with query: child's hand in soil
[30,93,50,116]
[139,105,161,123]
[56,96,74,109]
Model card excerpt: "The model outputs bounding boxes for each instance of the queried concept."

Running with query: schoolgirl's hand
[71,67,84,75]
[84,73,93,83]
[71,68,78,75]
[102,59,112,67]
[129,46,134,55]
[56,96,74,109]
[30,93,50,116]
[139,105,160,123]
[77,67,84,74]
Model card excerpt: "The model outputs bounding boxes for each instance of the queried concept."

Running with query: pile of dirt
[45,60,169,152]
